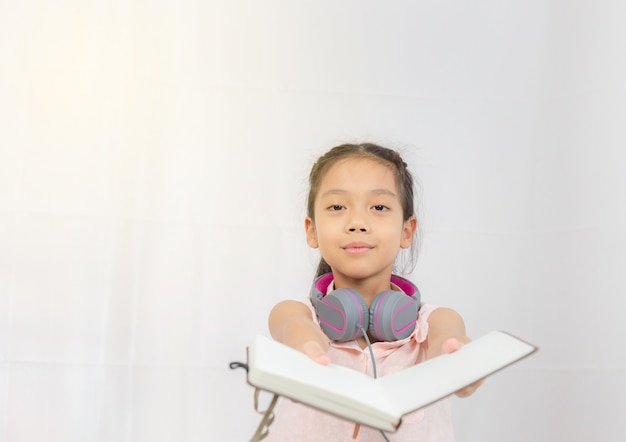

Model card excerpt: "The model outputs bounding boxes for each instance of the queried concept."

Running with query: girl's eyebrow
[370,188,397,197]
[320,188,397,198]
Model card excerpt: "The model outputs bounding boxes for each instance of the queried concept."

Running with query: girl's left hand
[441,337,485,397]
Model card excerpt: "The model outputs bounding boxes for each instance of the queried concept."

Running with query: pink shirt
[265,301,454,442]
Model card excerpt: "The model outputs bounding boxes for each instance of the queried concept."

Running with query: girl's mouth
[343,243,373,254]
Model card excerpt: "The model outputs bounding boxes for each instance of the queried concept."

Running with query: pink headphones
[309,273,421,342]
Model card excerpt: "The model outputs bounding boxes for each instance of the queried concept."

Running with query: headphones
[309,273,421,342]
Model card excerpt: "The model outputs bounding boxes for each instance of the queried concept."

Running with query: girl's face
[305,157,416,290]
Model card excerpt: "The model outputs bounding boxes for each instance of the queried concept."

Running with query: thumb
[301,341,331,365]
[441,337,462,355]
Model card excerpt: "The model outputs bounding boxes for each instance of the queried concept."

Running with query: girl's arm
[426,307,484,397]
[268,300,331,365]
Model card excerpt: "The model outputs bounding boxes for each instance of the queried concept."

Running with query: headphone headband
[312,273,419,299]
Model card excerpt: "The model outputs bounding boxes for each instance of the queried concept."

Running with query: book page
[376,330,537,416]
[249,335,397,424]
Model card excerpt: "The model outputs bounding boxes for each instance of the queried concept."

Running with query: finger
[301,341,331,365]
[455,378,485,398]
[314,354,331,365]
[442,338,462,354]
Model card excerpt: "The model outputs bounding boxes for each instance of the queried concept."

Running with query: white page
[377,331,537,416]
[249,335,396,420]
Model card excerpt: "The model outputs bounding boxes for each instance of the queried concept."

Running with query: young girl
[266,143,481,441]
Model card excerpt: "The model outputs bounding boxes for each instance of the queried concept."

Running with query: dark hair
[307,143,420,277]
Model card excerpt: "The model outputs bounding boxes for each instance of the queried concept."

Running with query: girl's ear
[400,216,417,249]
[305,217,319,248]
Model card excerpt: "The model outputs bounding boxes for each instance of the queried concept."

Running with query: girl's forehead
[318,157,399,192]
[322,156,394,178]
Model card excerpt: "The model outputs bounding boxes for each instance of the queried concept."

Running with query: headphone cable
[359,327,391,442]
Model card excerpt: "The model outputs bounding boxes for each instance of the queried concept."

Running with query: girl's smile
[342,242,373,254]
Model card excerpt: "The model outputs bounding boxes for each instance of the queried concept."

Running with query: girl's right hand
[300,340,331,365]
[269,300,331,365]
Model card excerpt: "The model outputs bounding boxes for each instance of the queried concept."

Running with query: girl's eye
[328,205,344,211]
[373,205,388,211]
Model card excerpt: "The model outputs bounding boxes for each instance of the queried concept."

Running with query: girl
[266,143,481,441]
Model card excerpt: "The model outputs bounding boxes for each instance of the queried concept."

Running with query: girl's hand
[299,340,331,365]
[440,337,484,397]
[269,300,331,365]
[426,307,484,398]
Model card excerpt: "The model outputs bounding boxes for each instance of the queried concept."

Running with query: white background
[1,1,625,441]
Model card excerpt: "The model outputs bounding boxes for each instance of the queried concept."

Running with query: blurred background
[1,0,625,441]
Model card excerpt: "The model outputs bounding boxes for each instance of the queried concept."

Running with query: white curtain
[1,1,624,441]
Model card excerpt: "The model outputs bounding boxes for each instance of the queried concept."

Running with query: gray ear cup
[368,291,419,341]
[310,273,421,342]
[314,288,368,341]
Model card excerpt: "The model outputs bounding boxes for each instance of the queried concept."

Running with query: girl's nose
[346,217,369,233]
[345,207,369,233]
[348,227,367,232]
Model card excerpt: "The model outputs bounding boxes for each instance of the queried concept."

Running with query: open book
[247,331,537,432]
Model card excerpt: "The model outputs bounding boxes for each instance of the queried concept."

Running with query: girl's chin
[330,269,392,282]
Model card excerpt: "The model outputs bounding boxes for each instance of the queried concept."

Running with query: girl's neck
[331,272,393,306]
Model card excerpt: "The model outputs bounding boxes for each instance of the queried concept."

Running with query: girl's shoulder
[413,302,441,343]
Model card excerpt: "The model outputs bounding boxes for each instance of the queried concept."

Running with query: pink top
[265,299,454,442]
